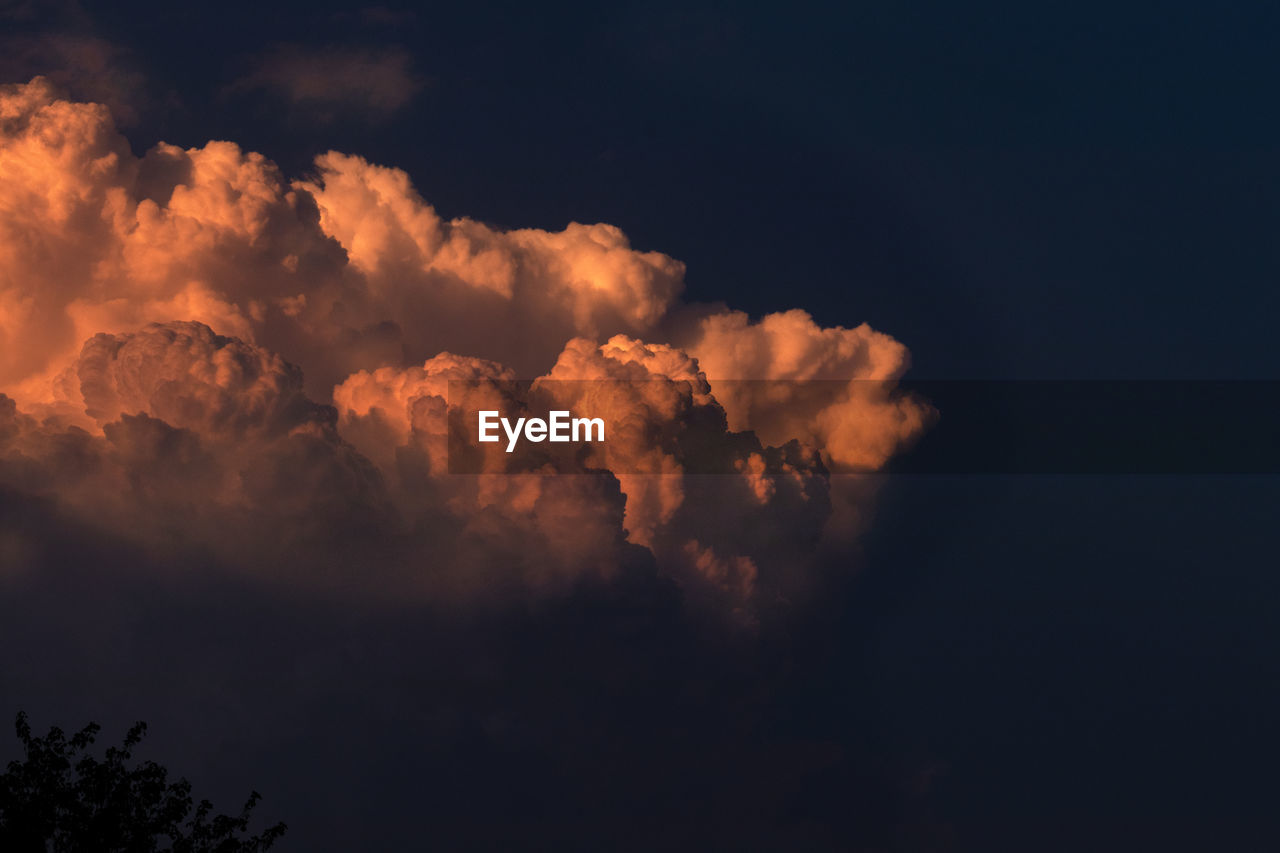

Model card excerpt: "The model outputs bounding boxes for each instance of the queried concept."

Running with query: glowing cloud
[0,77,929,621]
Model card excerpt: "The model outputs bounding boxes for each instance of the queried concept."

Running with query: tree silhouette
[0,712,286,852]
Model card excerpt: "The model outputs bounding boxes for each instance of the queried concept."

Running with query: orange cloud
[0,78,930,621]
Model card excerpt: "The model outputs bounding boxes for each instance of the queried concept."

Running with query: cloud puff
[0,78,929,621]
[1,322,393,587]
[677,308,932,471]
[77,321,326,437]
[332,334,834,619]
[299,151,688,374]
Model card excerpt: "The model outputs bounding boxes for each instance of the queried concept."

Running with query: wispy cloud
[229,44,425,123]
[0,33,147,124]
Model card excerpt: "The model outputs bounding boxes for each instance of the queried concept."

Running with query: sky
[1,2,1279,850]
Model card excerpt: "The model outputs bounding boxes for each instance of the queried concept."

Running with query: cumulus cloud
[0,78,929,622]
[1,322,393,590]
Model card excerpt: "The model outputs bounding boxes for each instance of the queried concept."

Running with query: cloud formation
[0,77,929,621]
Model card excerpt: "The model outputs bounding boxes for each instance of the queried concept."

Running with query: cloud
[331,6,420,28]
[77,321,325,438]
[230,44,425,123]
[684,308,933,471]
[0,78,929,621]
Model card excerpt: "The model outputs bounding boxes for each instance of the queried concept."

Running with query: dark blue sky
[3,2,1279,850]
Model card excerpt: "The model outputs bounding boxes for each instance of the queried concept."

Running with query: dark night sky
[3,2,1279,850]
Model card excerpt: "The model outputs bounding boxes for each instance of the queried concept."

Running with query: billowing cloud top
[0,77,930,622]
